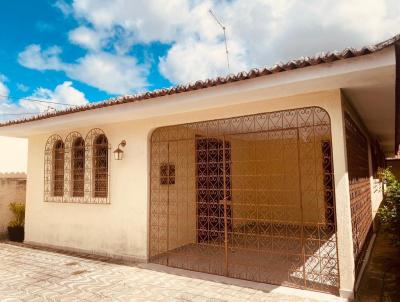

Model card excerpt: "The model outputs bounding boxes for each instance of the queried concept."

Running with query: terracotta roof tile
[1,34,399,128]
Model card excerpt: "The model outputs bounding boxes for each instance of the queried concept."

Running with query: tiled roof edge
[1,33,399,128]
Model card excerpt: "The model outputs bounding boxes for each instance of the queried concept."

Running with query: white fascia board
[0,47,395,137]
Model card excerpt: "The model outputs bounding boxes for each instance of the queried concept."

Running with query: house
[0,34,398,300]
[0,136,27,238]
[386,157,400,179]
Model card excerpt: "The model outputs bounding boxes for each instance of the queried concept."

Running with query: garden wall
[0,173,26,239]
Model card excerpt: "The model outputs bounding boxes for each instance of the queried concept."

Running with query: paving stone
[0,242,336,301]
[356,229,400,302]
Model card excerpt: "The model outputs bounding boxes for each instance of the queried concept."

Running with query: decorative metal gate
[150,107,339,294]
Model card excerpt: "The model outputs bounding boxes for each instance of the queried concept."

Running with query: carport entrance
[149,107,339,294]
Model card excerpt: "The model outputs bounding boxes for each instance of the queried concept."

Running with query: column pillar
[330,94,355,300]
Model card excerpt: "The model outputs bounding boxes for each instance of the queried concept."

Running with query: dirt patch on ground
[356,228,400,301]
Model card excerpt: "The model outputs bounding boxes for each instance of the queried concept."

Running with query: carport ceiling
[342,67,395,155]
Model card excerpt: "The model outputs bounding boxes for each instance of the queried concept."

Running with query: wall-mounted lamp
[113,140,126,160]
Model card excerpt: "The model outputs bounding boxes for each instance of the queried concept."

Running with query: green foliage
[378,168,400,245]
[8,202,25,228]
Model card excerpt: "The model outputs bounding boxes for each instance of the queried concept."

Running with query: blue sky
[0,1,101,100]
[0,0,398,120]
[0,1,171,103]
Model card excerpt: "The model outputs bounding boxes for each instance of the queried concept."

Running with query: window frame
[52,139,65,197]
[93,134,109,198]
[45,129,110,204]
[85,128,110,203]
[72,136,85,197]
[44,134,65,202]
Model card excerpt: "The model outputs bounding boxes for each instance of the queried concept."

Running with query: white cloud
[159,0,400,83]
[68,26,104,50]
[54,0,73,16]
[0,74,9,102]
[18,45,148,94]
[0,80,88,122]
[67,0,400,84]
[66,52,148,94]
[21,0,400,91]
[71,0,190,44]
[16,83,29,92]
[159,39,247,83]
[18,44,63,71]
[19,81,88,113]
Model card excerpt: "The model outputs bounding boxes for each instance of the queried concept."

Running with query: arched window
[53,140,65,196]
[72,137,85,197]
[93,134,108,198]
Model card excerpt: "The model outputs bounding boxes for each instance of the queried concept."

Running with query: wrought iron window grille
[44,128,110,204]
[44,134,65,202]
[160,163,175,185]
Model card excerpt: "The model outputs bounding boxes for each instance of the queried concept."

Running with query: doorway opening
[149,107,339,294]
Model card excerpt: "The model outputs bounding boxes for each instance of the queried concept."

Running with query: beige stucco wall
[230,133,328,226]
[0,137,27,239]
[0,136,27,173]
[371,179,384,223]
[25,89,355,293]
[0,174,26,239]
[163,138,197,252]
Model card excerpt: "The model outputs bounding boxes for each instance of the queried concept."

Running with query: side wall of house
[25,89,355,294]
[0,136,27,173]
[341,95,384,223]
[341,93,385,294]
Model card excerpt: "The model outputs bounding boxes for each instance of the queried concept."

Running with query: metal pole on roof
[209,9,231,74]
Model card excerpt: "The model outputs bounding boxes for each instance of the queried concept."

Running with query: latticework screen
[344,112,373,278]
[150,107,339,294]
[44,129,110,204]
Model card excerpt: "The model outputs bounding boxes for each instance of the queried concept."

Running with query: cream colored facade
[0,136,27,173]
[23,90,357,296]
[0,44,395,300]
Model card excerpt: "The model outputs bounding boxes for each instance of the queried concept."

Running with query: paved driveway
[0,243,342,302]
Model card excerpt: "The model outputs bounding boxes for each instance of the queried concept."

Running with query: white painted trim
[339,288,354,301]
[0,172,27,179]
[0,47,395,137]
[23,240,148,263]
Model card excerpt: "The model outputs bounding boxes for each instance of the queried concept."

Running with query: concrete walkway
[356,228,400,301]
[0,243,343,302]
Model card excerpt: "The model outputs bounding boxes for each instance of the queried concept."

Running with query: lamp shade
[113,147,124,160]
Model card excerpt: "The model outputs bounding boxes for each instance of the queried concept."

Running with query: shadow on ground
[356,227,400,302]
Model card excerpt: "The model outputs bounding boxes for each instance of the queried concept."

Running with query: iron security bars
[344,112,373,279]
[150,107,339,294]
[44,129,110,204]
